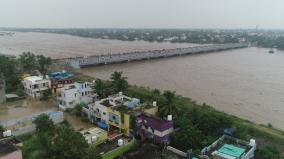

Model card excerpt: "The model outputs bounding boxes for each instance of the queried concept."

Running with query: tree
[158,91,179,117]
[36,55,52,78]
[84,145,102,159]
[94,79,106,98]
[0,55,21,93]
[171,116,205,151]
[110,71,128,93]
[33,114,55,155]
[33,114,55,134]
[256,146,281,159]
[19,52,37,72]
[49,126,89,159]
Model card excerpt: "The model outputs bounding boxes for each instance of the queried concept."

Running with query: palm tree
[110,71,128,93]
[159,90,179,118]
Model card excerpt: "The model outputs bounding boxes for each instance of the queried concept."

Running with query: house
[58,81,96,110]
[22,76,50,98]
[82,92,158,136]
[135,113,174,144]
[0,137,23,159]
[80,127,108,145]
[200,135,256,159]
[49,71,74,94]
[0,79,5,104]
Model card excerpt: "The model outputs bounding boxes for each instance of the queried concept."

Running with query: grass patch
[102,139,136,159]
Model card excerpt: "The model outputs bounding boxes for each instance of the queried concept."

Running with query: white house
[58,81,96,110]
[22,76,50,98]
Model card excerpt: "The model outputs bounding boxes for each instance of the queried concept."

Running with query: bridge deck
[60,43,248,68]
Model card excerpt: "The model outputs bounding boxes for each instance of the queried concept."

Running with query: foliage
[256,146,282,159]
[158,90,179,118]
[111,71,128,93]
[94,79,107,98]
[49,126,89,159]
[102,139,136,159]
[33,114,55,134]
[0,125,5,132]
[19,52,37,73]
[0,55,21,93]
[84,145,102,159]
[40,89,52,100]
[36,55,52,78]
[171,116,206,151]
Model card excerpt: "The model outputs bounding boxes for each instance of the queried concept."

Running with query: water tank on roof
[118,139,124,146]
[3,130,12,137]
[167,115,172,121]
[119,92,123,96]
[91,136,97,143]
[153,101,157,107]
[249,139,256,147]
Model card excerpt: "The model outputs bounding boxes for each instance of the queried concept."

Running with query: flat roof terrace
[202,135,253,159]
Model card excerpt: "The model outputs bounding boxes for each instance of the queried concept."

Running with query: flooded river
[0,32,284,130]
[80,47,284,130]
[0,32,197,59]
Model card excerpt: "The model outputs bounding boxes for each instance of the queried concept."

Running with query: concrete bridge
[62,43,248,69]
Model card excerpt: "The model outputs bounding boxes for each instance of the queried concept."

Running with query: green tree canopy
[110,71,128,93]
[158,90,179,118]
[19,52,37,72]
[33,114,55,134]
[36,55,52,78]
[50,126,89,159]
[84,145,102,159]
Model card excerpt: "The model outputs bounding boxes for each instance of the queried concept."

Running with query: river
[0,32,283,130]
[80,47,284,130]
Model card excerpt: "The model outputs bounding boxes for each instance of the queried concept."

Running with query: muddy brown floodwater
[0,32,198,59]
[80,47,284,130]
[0,98,92,130]
[1,32,284,130]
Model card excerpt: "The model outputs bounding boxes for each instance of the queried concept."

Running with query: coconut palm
[159,90,179,118]
[110,71,128,93]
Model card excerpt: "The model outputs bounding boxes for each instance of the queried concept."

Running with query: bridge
[61,43,248,69]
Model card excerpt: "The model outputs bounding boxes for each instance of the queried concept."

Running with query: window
[74,93,77,98]
[85,83,87,88]
[103,112,106,115]
[85,92,87,96]
[82,92,84,96]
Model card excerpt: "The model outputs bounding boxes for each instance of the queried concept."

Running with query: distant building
[82,92,158,136]
[201,135,256,159]
[58,81,96,110]
[22,76,51,98]
[135,113,174,144]
[0,79,6,104]
[80,127,108,145]
[0,137,23,159]
[49,71,74,94]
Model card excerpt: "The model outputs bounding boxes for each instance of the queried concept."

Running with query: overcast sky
[1,0,283,29]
